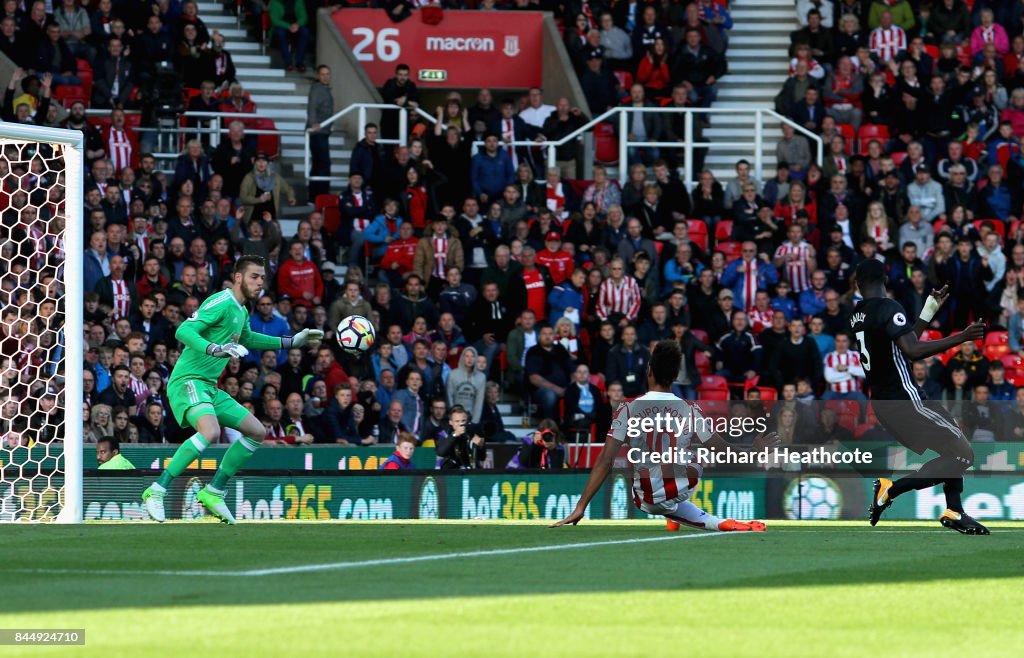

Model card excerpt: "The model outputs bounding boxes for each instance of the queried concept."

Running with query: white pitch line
[4,532,738,578]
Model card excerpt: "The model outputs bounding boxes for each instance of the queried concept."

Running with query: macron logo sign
[426,36,495,52]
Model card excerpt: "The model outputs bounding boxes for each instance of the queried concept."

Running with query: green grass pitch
[1,520,1022,657]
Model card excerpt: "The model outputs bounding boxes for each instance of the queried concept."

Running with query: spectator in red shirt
[379,220,419,287]
[381,433,416,470]
[313,345,349,393]
[276,238,323,308]
[535,231,574,285]
[520,246,553,321]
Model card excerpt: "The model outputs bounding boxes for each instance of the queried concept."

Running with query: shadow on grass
[0,523,1021,614]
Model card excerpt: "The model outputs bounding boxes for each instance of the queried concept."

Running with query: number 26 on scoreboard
[351,27,401,62]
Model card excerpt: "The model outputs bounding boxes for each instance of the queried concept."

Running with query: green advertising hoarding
[80,472,768,522]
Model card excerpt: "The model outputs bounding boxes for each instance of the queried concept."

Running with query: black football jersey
[849,297,917,400]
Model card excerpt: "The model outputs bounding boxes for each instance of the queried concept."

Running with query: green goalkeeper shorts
[167,378,250,430]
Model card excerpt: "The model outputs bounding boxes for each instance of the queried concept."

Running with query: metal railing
[305,104,438,184]
[469,106,823,189]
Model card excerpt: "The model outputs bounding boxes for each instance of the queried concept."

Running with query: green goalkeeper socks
[210,437,261,491]
[156,434,210,489]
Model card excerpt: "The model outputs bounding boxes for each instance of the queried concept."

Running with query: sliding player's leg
[196,392,268,524]
[142,383,222,522]
[665,500,766,532]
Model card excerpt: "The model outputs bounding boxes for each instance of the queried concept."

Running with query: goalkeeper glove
[283,329,325,349]
[206,342,249,359]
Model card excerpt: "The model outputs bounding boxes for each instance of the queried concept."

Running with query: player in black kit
[850,259,989,534]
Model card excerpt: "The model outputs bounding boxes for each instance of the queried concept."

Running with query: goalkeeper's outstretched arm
[550,436,623,527]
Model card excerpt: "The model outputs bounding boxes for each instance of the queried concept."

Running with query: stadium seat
[1011,219,1023,238]
[714,220,733,243]
[891,151,908,166]
[54,85,88,107]
[756,386,777,401]
[700,374,728,390]
[589,373,606,399]
[1000,354,1023,370]
[612,70,633,90]
[919,329,943,341]
[686,219,709,251]
[824,399,859,418]
[857,124,888,154]
[697,389,729,400]
[699,398,730,420]
[985,331,1009,347]
[836,412,857,433]
[973,218,1005,237]
[835,123,856,153]
[593,122,619,165]
[938,345,960,365]
[932,219,948,234]
[690,329,709,344]
[252,117,281,159]
[924,44,940,59]
[694,350,711,376]
[984,344,1009,361]
[717,241,742,262]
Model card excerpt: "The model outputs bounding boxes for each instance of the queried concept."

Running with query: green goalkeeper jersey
[168,289,283,387]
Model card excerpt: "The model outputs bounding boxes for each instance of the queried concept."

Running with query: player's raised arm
[550,434,623,527]
[896,320,986,361]
[912,284,949,336]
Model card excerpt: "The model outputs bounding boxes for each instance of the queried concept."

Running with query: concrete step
[281,148,352,159]
[241,80,296,92]
[216,28,249,40]
[731,9,795,20]
[728,48,789,59]
[733,0,793,6]
[718,87,784,98]
[729,35,791,46]
[725,60,789,71]
[705,128,782,139]
[718,74,788,85]
[201,14,238,26]
[225,40,261,52]
[731,22,794,33]
[715,101,774,109]
[233,54,273,64]
[235,67,285,78]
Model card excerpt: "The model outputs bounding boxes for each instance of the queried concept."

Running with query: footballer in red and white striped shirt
[551,340,777,532]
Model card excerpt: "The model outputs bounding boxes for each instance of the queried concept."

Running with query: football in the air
[336,315,375,354]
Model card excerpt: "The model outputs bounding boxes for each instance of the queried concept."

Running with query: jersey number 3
[855,330,871,372]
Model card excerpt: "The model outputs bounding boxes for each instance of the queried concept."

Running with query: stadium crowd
[6,0,1024,463]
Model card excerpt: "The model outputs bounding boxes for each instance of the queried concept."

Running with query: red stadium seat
[836,122,856,153]
[756,386,777,401]
[697,389,729,400]
[714,219,733,243]
[54,85,88,107]
[973,218,1005,238]
[836,412,857,433]
[825,399,859,418]
[612,70,633,90]
[690,329,709,344]
[251,117,281,159]
[891,151,908,166]
[919,329,943,341]
[857,124,888,155]
[932,219,948,235]
[984,344,1009,361]
[76,69,93,101]
[985,331,1009,346]
[938,345,960,365]
[924,44,940,59]
[700,374,728,390]
[717,241,742,262]
[1011,219,1024,239]
[698,398,730,419]
[686,219,709,251]
[694,350,711,376]
[593,122,619,165]
[1001,354,1024,370]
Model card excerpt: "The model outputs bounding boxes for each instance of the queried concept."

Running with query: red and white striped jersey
[597,276,642,321]
[111,278,132,319]
[608,391,714,507]
[107,127,133,172]
[869,26,906,62]
[749,306,774,334]
[824,349,865,393]
[432,236,448,279]
[737,258,761,311]
[774,240,814,292]
[129,374,149,413]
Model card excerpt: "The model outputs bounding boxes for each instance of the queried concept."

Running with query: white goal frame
[0,123,84,523]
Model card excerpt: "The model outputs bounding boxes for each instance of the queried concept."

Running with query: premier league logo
[503,35,520,57]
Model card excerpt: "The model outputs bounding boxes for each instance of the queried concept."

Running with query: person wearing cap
[535,231,574,285]
[906,162,945,221]
[579,51,619,114]
[238,151,296,223]
[413,215,464,298]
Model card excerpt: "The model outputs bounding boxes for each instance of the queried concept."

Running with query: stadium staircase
[705,0,795,180]
[195,1,350,207]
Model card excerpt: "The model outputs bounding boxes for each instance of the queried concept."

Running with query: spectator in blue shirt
[470,133,514,205]
[249,293,290,365]
[798,270,830,317]
[363,199,404,259]
[770,280,798,320]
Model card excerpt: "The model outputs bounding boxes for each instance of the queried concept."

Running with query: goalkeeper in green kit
[142,256,323,524]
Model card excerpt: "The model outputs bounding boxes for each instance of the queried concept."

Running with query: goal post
[0,123,84,523]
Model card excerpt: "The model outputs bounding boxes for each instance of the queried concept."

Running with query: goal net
[0,124,84,523]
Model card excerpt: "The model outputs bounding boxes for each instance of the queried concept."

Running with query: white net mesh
[0,131,83,522]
